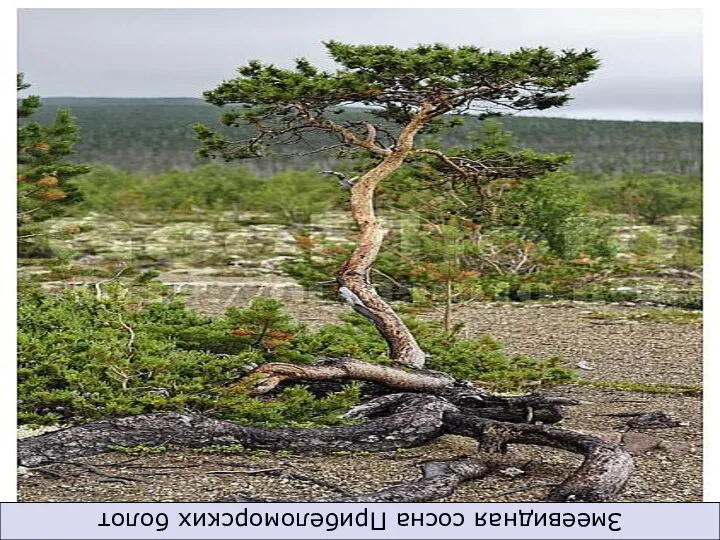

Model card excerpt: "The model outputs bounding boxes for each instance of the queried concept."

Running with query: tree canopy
[195,41,600,181]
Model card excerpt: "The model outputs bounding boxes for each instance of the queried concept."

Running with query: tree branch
[242,358,456,395]
[412,148,468,176]
[288,103,390,157]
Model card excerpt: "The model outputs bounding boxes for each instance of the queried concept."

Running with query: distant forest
[30,98,702,176]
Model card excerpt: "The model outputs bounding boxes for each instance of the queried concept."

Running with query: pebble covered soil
[18,300,702,503]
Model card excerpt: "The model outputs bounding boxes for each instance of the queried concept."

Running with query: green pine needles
[194,41,599,162]
[18,282,574,427]
[18,74,91,257]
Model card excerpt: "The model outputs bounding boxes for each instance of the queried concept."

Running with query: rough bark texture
[444,413,635,502]
[337,108,433,369]
[18,387,633,502]
[18,394,453,468]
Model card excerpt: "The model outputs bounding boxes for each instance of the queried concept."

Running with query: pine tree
[19,46,637,505]
[17,73,90,257]
[196,42,600,368]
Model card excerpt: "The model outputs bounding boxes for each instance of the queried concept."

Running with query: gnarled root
[218,457,490,502]
[243,357,454,395]
[444,412,634,502]
[18,388,633,503]
[244,357,578,424]
[18,394,453,468]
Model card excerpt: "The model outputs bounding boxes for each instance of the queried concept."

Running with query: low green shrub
[274,313,574,391]
[70,164,260,216]
[19,282,573,426]
[630,231,660,256]
[245,171,346,224]
[70,166,346,224]
[670,236,702,270]
[579,173,701,224]
[18,284,357,427]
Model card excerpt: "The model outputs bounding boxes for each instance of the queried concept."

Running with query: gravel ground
[447,302,702,386]
[18,301,702,502]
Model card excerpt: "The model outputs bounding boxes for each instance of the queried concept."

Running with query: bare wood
[243,358,455,395]
[338,105,435,369]
[243,357,578,425]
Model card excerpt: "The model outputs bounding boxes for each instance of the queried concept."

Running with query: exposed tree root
[246,358,577,425]
[18,379,633,502]
[18,394,453,468]
[218,458,490,502]
[243,357,455,395]
[444,413,634,502]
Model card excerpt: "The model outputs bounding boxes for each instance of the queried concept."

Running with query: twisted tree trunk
[337,107,433,369]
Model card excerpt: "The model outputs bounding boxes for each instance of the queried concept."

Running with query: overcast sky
[17,8,702,122]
